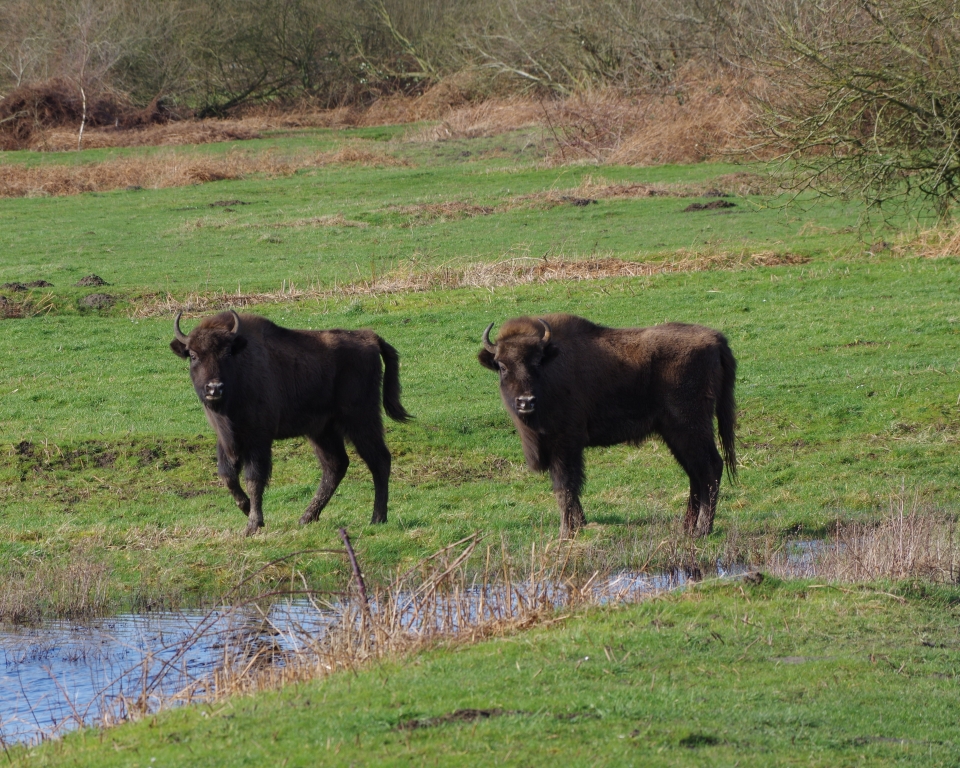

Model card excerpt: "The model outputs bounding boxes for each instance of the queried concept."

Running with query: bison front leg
[217,442,250,516]
[241,447,272,536]
[300,428,350,526]
[549,447,586,539]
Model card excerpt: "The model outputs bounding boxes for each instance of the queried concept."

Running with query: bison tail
[378,338,412,423]
[717,340,737,481]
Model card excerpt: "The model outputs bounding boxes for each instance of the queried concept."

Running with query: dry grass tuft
[132,250,807,317]
[893,224,960,260]
[0,145,408,199]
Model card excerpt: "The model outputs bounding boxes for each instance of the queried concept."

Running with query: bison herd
[171,310,737,539]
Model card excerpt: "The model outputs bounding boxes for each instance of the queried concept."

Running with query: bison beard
[479,313,736,539]
[171,310,410,536]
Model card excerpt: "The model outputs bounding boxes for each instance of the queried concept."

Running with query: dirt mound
[75,275,109,287]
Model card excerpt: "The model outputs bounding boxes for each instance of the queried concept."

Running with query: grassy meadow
[1,119,959,763]
[2,124,956,610]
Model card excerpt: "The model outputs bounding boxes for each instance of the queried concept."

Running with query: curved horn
[229,309,241,336]
[481,322,497,353]
[174,311,188,343]
[538,318,552,345]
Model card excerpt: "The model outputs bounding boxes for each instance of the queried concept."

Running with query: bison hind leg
[300,428,350,526]
[346,424,392,525]
[663,432,723,538]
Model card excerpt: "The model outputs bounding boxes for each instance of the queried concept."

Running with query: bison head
[478,317,558,422]
[170,310,248,410]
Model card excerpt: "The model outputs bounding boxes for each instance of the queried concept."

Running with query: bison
[170,310,410,535]
[478,313,736,538]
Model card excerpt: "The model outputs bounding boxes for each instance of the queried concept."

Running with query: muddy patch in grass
[8,436,211,476]
[397,708,520,730]
[683,200,737,212]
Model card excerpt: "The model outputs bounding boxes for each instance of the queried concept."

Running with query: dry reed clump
[108,533,661,718]
[767,496,960,584]
[132,250,807,318]
[0,548,110,624]
[0,145,409,199]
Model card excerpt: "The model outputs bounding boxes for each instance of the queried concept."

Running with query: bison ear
[478,349,498,370]
[231,335,248,355]
[541,342,559,365]
[170,339,189,358]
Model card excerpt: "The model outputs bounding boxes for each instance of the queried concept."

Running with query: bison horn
[482,322,497,353]
[229,309,241,336]
[538,318,552,345]
[174,311,188,343]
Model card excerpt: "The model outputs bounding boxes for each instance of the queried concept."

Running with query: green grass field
[1,129,957,598]
[1,123,959,764]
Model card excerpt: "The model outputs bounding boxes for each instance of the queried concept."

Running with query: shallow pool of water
[0,563,751,745]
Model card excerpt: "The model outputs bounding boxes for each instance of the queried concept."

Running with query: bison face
[170,311,248,411]
[479,318,558,423]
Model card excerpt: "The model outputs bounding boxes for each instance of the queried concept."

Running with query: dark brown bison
[478,313,736,538]
[170,310,410,535]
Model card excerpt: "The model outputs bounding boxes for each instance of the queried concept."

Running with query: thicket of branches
[0,0,765,113]
[751,0,960,218]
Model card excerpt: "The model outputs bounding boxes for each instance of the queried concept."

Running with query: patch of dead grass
[383,173,776,225]
[407,66,765,166]
[132,250,807,318]
[23,121,262,151]
[0,145,409,199]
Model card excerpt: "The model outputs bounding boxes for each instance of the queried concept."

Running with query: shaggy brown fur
[479,313,736,538]
[170,311,410,535]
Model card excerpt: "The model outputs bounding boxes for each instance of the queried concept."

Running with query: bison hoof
[298,512,317,526]
[244,522,263,537]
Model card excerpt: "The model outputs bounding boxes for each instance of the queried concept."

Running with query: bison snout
[204,380,224,402]
[515,395,536,414]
